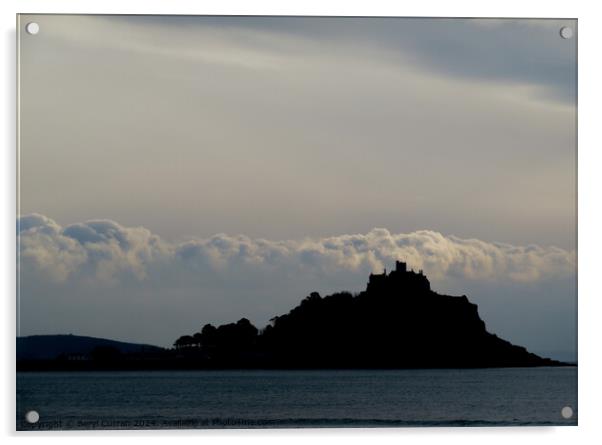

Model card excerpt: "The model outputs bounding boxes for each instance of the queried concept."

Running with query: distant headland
[17,261,567,370]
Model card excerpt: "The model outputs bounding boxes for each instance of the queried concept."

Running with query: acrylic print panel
[16,15,577,430]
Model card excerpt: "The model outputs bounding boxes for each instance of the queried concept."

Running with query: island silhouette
[17,261,566,370]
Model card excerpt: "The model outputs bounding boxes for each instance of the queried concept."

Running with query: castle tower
[395,261,407,273]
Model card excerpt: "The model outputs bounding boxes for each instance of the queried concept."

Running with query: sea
[16,367,577,430]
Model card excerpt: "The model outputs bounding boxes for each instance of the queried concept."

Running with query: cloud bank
[17,214,577,360]
[18,214,575,287]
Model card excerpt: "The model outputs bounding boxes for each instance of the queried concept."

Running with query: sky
[18,15,577,361]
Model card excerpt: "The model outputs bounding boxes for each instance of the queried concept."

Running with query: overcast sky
[18,15,577,361]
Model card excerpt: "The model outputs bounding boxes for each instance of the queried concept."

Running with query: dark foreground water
[17,367,577,430]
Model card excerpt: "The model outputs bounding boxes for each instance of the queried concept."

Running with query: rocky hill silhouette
[17,261,566,371]
[174,261,564,368]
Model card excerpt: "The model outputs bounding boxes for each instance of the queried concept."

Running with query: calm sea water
[16,367,577,430]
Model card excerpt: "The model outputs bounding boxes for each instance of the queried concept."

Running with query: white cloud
[18,214,575,286]
[19,214,169,284]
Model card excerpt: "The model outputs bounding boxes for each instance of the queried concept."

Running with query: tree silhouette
[173,335,195,350]
[192,332,203,348]
[200,324,217,347]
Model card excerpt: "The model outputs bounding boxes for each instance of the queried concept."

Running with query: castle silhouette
[367,261,430,293]
[17,260,568,371]
[170,259,564,369]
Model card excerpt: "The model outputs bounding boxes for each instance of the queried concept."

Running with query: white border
[2,1,601,444]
